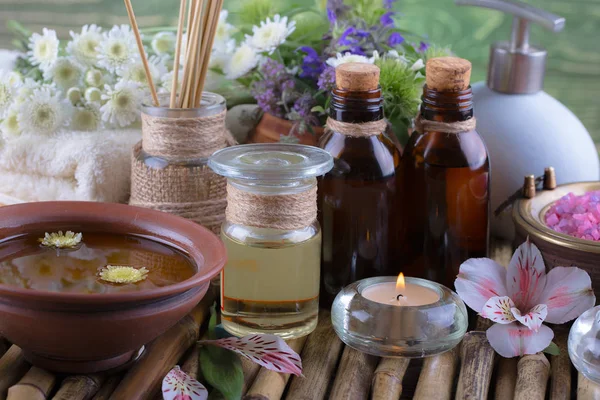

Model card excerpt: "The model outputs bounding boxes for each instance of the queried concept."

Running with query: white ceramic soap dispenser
[456,0,600,239]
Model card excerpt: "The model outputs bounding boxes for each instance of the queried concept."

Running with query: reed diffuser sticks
[125,0,223,109]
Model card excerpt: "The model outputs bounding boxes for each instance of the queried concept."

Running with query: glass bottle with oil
[398,57,490,288]
[318,63,403,306]
[209,144,333,339]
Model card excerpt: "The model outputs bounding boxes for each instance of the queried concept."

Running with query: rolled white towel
[0,129,140,203]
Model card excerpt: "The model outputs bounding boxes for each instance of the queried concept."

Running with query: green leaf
[311,105,326,114]
[200,345,244,400]
[543,342,560,356]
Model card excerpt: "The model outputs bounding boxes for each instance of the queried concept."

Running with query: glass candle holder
[569,305,600,384]
[209,144,333,339]
[331,276,468,357]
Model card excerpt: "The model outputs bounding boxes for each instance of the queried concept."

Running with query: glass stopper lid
[208,144,333,181]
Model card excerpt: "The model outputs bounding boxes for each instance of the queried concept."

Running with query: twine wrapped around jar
[130,94,235,233]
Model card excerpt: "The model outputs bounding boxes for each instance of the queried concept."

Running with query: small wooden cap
[336,63,380,91]
[426,57,472,91]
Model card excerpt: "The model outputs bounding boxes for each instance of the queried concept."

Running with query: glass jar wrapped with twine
[130,92,235,233]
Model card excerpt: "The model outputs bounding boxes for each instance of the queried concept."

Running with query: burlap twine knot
[226,183,317,230]
[326,117,387,137]
[130,109,236,233]
[414,116,476,134]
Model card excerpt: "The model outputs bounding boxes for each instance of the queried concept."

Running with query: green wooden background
[0,0,598,140]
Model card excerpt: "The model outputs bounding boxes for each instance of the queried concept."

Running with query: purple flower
[383,0,396,9]
[380,12,395,27]
[293,94,319,126]
[299,46,324,80]
[388,32,404,46]
[317,67,336,92]
[339,27,358,46]
[281,79,295,93]
[417,41,429,53]
[327,8,336,23]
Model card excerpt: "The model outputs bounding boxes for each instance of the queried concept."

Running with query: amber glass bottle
[399,57,489,289]
[318,63,402,306]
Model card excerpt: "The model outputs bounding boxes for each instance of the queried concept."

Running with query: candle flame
[396,272,405,291]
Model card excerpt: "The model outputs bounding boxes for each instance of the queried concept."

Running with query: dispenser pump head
[456,0,565,94]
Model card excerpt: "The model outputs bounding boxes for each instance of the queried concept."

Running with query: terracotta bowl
[513,181,600,298]
[0,201,226,373]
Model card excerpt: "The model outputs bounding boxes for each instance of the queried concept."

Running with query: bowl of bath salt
[513,181,600,298]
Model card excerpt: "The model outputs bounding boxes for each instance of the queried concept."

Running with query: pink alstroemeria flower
[455,239,596,358]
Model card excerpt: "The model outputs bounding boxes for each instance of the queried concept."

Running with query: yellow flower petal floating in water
[39,231,83,249]
[99,265,149,284]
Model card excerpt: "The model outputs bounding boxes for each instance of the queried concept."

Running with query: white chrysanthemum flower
[67,87,82,105]
[5,71,22,87]
[151,32,175,55]
[17,87,71,136]
[245,14,296,54]
[66,24,103,66]
[44,57,83,90]
[215,10,236,47]
[100,80,143,127]
[96,25,138,73]
[209,39,235,71]
[225,43,261,79]
[84,68,104,87]
[71,104,101,131]
[326,52,375,68]
[118,55,166,88]
[27,28,59,72]
[85,87,102,104]
[0,70,20,117]
[159,69,183,94]
[411,58,425,71]
[1,106,21,139]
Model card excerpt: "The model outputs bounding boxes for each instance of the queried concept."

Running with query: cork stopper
[426,57,472,91]
[335,63,380,91]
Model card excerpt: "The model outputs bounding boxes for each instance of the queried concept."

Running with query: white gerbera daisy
[215,10,236,47]
[118,55,166,88]
[27,28,59,72]
[66,24,103,66]
[326,52,375,68]
[71,104,101,131]
[44,57,83,90]
[100,80,143,127]
[96,25,138,73]
[225,43,261,79]
[210,39,235,71]
[17,87,71,135]
[1,106,21,139]
[0,71,20,117]
[151,32,175,56]
[245,14,296,54]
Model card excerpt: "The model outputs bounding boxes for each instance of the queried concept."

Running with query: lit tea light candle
[361,273,440,306]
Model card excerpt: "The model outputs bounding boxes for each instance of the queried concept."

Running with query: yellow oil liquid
[220,230,321,339]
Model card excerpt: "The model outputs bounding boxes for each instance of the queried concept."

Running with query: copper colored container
[513,181,600,297]
[0,201,226,373]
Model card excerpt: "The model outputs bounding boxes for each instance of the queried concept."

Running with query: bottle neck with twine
[225,181,318,231]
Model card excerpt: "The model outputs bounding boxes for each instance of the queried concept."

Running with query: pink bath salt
[545,190,600,241]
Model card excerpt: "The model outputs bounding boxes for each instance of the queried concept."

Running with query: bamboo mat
[0,241,599,399]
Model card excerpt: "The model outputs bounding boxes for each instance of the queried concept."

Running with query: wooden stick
[0,346,30,400]
[329,347,379,400]
[286,311,344,400]
[110,292,214,400]
[52,375,105,400]
[7,367,56,400]
[91,376,121,400]
[414,345,460,400]
[180,0,203,108]
[577,373,600,400]
[190,0,212,107]
[550,329,571,400]
[123,0,160,106]
[475,316,493,331]
[513,353,550,400]
[494,357,518,400]
[0,338,8,359]
[194,0,224,106]
[371,357,410,400]
[455,331,495,400]
[243,336,308,400]
[170,0,187,108]
[180,344,200,380]
[241,356,261,396]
